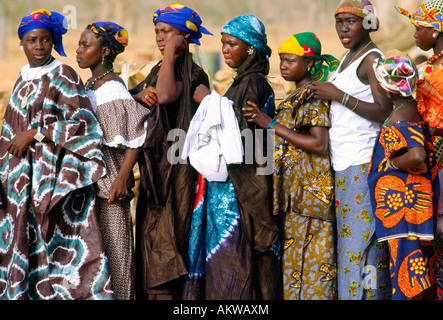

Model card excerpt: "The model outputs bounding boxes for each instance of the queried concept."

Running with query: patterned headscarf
[335,0,379,31]
[153,4,213,45]
[395,0,443,32]
[373,56,418,97]
[87,22,128,55]
[278,32,339,82]
[221,15,271,58]
[18,9,68,57]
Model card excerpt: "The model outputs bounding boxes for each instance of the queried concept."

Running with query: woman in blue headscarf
[76,21,150,300]
[129,4,212,300]
[183,15,280,300]
[0,9,113,300]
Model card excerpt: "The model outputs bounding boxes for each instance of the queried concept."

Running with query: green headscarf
[278,32,339,82]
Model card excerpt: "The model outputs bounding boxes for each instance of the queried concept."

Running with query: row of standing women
[1,0,443,301]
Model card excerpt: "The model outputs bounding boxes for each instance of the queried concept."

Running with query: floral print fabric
[368,121,439,299]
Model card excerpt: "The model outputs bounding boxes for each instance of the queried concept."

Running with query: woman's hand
[243,101,272,129]
[164,34,188,58]
[402,161,428,175]
[135,86,158,108]
[193,84,211,104]
[7,129,37,157]
[311,81,342,102]
[108,175,129,204]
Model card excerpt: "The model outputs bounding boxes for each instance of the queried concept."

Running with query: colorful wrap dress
[273,86,336,300]
[416,63,443,300]
[183,55,281,300]
[0,59,113,300]
[87,80,150,300]
[368,121,439,300]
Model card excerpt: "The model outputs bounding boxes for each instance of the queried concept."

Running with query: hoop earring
[433,31,440,39]
[247,47,255,56]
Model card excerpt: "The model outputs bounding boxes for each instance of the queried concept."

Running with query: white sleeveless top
[328,48,383,171]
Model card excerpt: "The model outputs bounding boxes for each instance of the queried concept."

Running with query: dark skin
[193,33,251,104]
[243,53,329,156]
[7,29,54,158]
[76,28,139,204]
[133,22,189,108]
[310,13,392,124]
[414,25,443,136]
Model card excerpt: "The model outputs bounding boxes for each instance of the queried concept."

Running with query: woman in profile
[76,21,150,300]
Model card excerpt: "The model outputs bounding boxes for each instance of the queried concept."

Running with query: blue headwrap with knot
[18,9,68,57]
[221,15,270,58]
[153,4,213,45]
[87,21,129,55]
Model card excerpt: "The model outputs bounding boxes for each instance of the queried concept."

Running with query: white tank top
[328,48,383,171]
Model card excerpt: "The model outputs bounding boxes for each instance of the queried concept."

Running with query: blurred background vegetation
[0,0,428,117]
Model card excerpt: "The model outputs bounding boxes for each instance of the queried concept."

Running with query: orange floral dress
[368,121,439,299]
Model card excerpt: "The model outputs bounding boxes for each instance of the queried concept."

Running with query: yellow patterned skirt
[283,214,337,300]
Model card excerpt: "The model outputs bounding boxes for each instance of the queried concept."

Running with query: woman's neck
[296,76,312,88]
[90,62,113,78]
[350,37,373,53]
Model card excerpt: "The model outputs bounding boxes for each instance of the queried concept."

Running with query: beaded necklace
[427,50,443,65]
[85,68,114,91]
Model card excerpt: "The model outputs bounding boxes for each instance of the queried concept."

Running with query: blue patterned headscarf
[221,15,271,58]
[87,21,128,55]
[153,4,213,45]
[18,9,68,57]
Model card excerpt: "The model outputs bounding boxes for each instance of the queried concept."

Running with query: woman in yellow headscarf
[244,32,338,300]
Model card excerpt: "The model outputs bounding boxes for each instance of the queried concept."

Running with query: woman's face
[335,13,369,49]
[279,53,311,83]
[20,28,53,67]
[221,33,250,69]
[76,29,103,69]
[155,22,182,54]
[414,25,437,52]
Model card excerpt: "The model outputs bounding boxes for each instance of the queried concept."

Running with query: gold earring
[433,31,440,39]
[247,47,255,56]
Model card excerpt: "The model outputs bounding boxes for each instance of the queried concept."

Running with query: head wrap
[395,0,443,33]
[18,8,68,57]
[278,32,339,82]
[153,4,212,45]
[335,0,379,31]
[87,22,128,55]
[373,56,419,97]
[221,15,271,58]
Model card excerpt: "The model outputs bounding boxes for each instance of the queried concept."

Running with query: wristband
[268,120,277,130]
[351,99,359,112]
[283,129,293,141]
[341,93,351,107]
